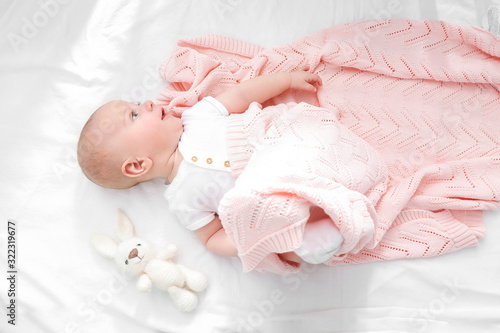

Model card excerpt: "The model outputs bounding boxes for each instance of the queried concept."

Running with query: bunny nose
[128,248,138,259]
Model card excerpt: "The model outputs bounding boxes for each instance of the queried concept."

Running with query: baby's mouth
[162,108,173,120]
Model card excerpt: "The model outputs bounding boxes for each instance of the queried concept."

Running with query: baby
[78,70,344,265]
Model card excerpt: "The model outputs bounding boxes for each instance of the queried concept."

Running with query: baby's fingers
[290,71,322,92]
[301,80,319,93]
[306,73,322,86]
[303,73,322,92]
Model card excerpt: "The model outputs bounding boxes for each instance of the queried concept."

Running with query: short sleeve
[170,209,215,231]
[182,96,229,119]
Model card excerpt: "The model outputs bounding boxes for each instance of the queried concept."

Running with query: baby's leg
[293,206,344,264]
[278,251,303,264]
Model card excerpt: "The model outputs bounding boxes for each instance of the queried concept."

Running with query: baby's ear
[115,209,135,241]
[90,233,117,259]
[121,157,153,178]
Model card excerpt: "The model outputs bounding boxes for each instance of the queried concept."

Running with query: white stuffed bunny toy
[90,209,208,312]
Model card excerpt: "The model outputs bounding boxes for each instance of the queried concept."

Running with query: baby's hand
[289,70,322,93]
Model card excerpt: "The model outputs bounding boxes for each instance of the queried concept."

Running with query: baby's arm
[194,215,238,257]
[215,70,321,115]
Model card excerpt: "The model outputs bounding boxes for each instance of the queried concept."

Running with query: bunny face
[115,236,156,276]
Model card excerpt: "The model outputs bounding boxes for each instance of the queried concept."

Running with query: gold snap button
[224,161,230,167]
[191,156,198,162]
[206,158,213,164]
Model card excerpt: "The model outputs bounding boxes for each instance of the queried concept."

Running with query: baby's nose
[142,100,154,111]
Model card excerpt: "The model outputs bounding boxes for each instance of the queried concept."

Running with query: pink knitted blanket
[157,19,500,274]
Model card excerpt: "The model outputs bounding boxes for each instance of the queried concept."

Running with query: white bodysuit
[164,97,235,231]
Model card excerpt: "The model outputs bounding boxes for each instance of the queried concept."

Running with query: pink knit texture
[157,20,500,273]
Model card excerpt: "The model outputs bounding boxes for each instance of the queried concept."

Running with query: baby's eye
[131,112,138,121]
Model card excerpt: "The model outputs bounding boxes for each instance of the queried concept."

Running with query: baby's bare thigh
[308,206,331,224]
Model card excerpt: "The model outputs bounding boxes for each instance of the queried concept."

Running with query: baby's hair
[77,105,137,189]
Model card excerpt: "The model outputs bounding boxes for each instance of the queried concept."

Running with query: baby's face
[95,100,183,168]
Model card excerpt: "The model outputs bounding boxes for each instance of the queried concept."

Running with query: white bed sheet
[0,0,499,332]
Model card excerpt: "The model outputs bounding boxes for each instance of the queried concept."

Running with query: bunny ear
[115,209,135,241]
[90,233,117,259]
